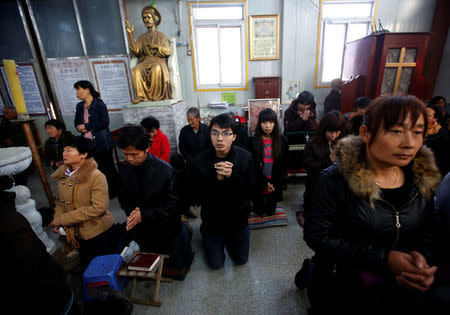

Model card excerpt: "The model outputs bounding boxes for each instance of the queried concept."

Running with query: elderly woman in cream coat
[50,136,114,268]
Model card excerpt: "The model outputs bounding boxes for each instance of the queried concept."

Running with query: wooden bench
[117,254,172,306]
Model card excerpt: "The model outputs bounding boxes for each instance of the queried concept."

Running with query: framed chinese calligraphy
[90,57,132,111]
[0,63,46,114]
[249,14,280,60]
[47,59,90,115]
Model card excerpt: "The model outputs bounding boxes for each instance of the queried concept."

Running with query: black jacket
[178,123,211,165]
[190,145,255,233]
[234,122,250,151]
[323,89,341,113]
[249,135,288,201]
[303,138,335,212]
[0,188,71,313]
[118,154,181,245]
[303,139,333,177]
[74,98,115,152]
[305,136,441,273]
[425,127,450,177]
[44,130,74,166]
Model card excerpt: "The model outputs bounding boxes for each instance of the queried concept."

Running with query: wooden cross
[384,47,416,93]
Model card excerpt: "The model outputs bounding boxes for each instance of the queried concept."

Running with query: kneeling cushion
[248,207,288,229]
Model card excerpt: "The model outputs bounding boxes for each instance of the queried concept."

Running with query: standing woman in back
[302,110,346,216]
[250,108,288,216]
[74,80,118,198]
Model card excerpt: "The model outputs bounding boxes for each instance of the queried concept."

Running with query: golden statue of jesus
[125,6,173,103]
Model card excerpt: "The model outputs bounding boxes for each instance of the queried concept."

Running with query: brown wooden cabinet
[253,76,280,99]
[341,32,430,113]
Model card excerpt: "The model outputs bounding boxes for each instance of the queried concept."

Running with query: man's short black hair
[426,103,441,119]
[67,136,94,158]
[354,97,372,111]
[209,113,237,134]
[431,96,446,105]
[117,124,150,151]
[45,119,66,131]
[169,152,185,171]
[140,115,160,131]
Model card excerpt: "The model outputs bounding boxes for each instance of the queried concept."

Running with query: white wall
[376,0,435,33]
[434,29,450,100]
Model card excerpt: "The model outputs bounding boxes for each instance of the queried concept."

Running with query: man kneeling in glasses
[189,113,255,269]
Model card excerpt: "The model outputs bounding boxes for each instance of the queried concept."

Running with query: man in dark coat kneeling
[117,125,193,280]
[189,113,255,269]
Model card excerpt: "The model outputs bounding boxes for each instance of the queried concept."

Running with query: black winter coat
[190,146,255,233]
[305,136,441,274]
[249,135,288,202]
[303,138,334,212]
[323,89,341,113]
[118,154,181,245]
[74,98,115,152]
[178,123,211,165]
[435,173,450,281]
[44,130,74,166]
[425,127,450,177]
[0,188,71,313]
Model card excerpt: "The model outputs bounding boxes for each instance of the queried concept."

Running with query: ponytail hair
[74,80,100,99]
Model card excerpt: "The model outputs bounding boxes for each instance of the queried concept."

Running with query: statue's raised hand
[125,20,134,35]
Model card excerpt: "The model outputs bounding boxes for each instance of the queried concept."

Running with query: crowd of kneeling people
[2,85,450,314]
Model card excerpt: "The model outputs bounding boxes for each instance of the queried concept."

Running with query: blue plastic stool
[82,254,125,302]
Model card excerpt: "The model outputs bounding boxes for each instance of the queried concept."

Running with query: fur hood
[51,157,98,184]
[335,136,441,203]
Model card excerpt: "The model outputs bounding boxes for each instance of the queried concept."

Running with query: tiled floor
[28,167,313,315]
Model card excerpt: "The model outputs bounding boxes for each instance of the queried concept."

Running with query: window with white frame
[317,1,375,86]
[189,2,247,90]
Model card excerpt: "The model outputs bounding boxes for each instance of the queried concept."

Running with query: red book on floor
[127,252,161,272]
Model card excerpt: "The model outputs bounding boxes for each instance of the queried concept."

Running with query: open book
[127,252,161,272]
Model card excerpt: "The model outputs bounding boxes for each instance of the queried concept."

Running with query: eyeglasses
[210,130,234,137]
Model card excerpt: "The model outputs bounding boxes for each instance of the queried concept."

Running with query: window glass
[77,0,126,56]
[192,6,243,20]
[190,2,246,89]
[347,23,369,43]
[322,24,346,82]
[318,1,374,85]
[323,3,372,18]
[0,1,33,61]
[220,27,242,84]
[31,0,84,58]
[196,27,220,85]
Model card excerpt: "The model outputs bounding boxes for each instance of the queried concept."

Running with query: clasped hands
[215,161,233,181]
[297,109,310,121]
[76,124,87,133]
[388,250,437,292]
[266,182,275,193]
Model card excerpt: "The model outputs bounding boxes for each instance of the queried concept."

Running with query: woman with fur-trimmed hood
[304,95,448,314]
[50,136,114,269]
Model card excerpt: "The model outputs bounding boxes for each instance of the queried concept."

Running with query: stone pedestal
[10,185,56,254]
[0,146,56,254]
[121,100,187,152]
